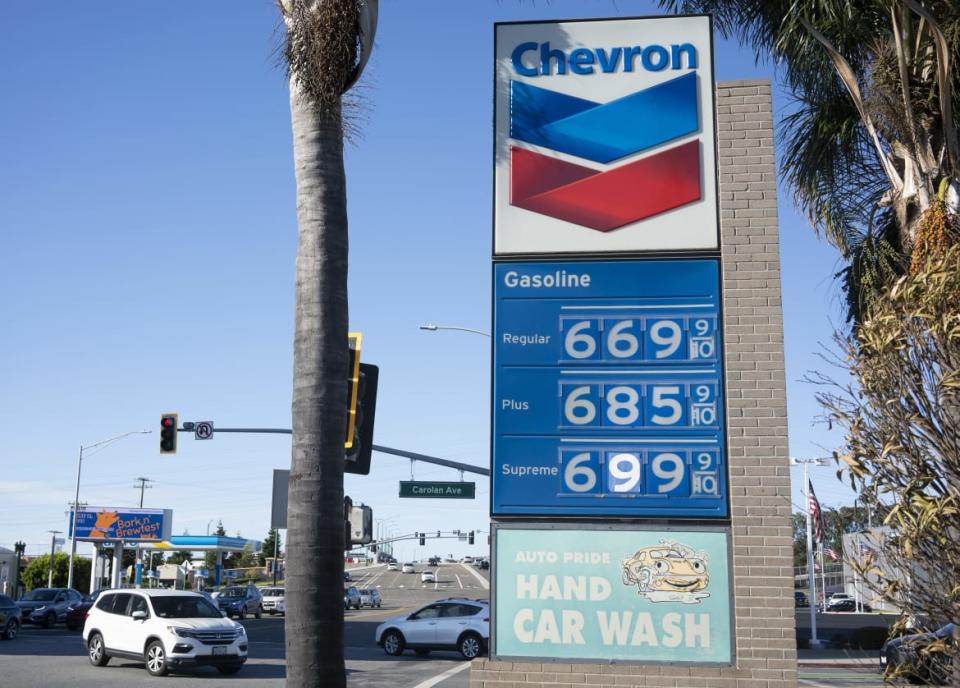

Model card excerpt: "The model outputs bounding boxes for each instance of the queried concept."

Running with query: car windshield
[219,588,244,598]
[152,596,222,619]
[23,589,58,602]
[262,588,283,596]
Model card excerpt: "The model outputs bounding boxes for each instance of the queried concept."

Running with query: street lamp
[419,324,490,338]
[67,430,152,590]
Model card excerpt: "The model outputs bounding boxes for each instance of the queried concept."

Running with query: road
[0,562,491,688]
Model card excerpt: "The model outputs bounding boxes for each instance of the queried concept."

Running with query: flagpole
[818,542,827,611]
[793,457,824,648]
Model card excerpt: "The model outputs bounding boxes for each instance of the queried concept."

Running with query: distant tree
[793,506,872,567]
[165,550,193,566]
[259,528,281,567]
[23,553,90,591]
[205,521,227,571]
[236,542,258,569]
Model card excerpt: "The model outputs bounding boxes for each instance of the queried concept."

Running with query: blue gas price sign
[492,259,728,517]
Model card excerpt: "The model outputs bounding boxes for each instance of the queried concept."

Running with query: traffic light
[343,495,353,551]
[468,530,475,545]
[160,414,178,454]
[419,532,426,546]
[345,333,362,451]
[345,363,379,475]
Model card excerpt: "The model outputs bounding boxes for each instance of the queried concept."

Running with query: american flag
[808,480,824,544]
[859,542,877,558]
[824,546,840,561]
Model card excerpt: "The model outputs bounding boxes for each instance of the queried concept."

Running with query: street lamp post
[66,430,151,590]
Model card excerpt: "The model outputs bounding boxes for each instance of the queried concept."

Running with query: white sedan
[386,562,399,571]
[401,563,416,574]
[421,570,436,583]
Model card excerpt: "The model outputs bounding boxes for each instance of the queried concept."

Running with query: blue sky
[0,1,849,561]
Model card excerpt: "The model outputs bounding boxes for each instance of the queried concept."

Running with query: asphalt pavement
[0,562,490,688]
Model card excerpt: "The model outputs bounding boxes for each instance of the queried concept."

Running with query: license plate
[212,646,227,655]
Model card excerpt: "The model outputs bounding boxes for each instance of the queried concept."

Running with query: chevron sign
[494,16,718,254]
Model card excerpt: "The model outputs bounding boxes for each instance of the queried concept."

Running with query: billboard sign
[492,259,728,517]
[493,524,732,664]
[494,16,717,255]
[68,507,172,542]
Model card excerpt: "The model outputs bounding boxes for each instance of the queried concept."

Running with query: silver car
[359,589,381,608]
[343,586,361,610]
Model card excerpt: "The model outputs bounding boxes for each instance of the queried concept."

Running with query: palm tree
[658,0,960,322]
[276,1,377,686]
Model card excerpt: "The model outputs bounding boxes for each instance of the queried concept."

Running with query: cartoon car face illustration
[622,541,709,595]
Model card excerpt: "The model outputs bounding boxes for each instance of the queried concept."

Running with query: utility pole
[133,477,152,588]
[47,530,62,588]
[793,457,826,648]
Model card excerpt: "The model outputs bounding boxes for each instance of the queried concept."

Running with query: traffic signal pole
[174,424,490,476]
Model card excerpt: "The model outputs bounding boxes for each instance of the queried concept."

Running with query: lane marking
[461,563,490,590]
[455,574,463,589]
[411,661,471,688]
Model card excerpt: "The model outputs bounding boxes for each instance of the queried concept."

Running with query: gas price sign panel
[492,259,727,517]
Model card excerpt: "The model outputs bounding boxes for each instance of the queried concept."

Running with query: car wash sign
[493,524,732,664]
[494,16,717,255]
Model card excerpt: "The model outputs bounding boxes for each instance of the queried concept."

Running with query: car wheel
[458,632,484,660]
[414,649,430,656]
[41,611,55,629]
[238,606,246,620]
[3,619,20,641]
[145,640,168,677]
[255,605,262,619]
[87,632,110,667]
[217,665,243,675]
[382,630,405,656]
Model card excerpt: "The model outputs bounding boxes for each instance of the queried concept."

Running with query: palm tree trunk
[285,77,349,688]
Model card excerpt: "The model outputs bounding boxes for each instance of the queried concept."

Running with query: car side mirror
[132,611,147,621]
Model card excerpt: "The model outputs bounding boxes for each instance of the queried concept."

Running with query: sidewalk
[797,647,880,669]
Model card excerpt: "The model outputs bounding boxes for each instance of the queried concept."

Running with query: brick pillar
[472,79,797,688]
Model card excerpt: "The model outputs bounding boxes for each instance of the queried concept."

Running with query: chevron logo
[509,72,703,232]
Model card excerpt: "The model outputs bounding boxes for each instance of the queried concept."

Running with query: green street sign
[399,481,476,499]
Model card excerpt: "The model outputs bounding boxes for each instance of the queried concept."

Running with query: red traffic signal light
[160,414,178,454]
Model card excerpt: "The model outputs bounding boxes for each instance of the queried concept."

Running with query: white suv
[82,589,247,677]
[375,598,488,659]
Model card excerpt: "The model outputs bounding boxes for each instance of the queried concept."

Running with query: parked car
[83,589,247,676]
[376,598,489,659]
[215,585,262,620]
[343,586,361,610]
[260,587,285,615]
[826,598,872,613]
[16,588,83,628]
[401,563,416,574]
[421,570,436,584]
[386,562,399,571]
[66,590,105,631]
[0,594,21,640]
[882,623,957,684]
[359,589,381,608]
[794,591,809,607]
